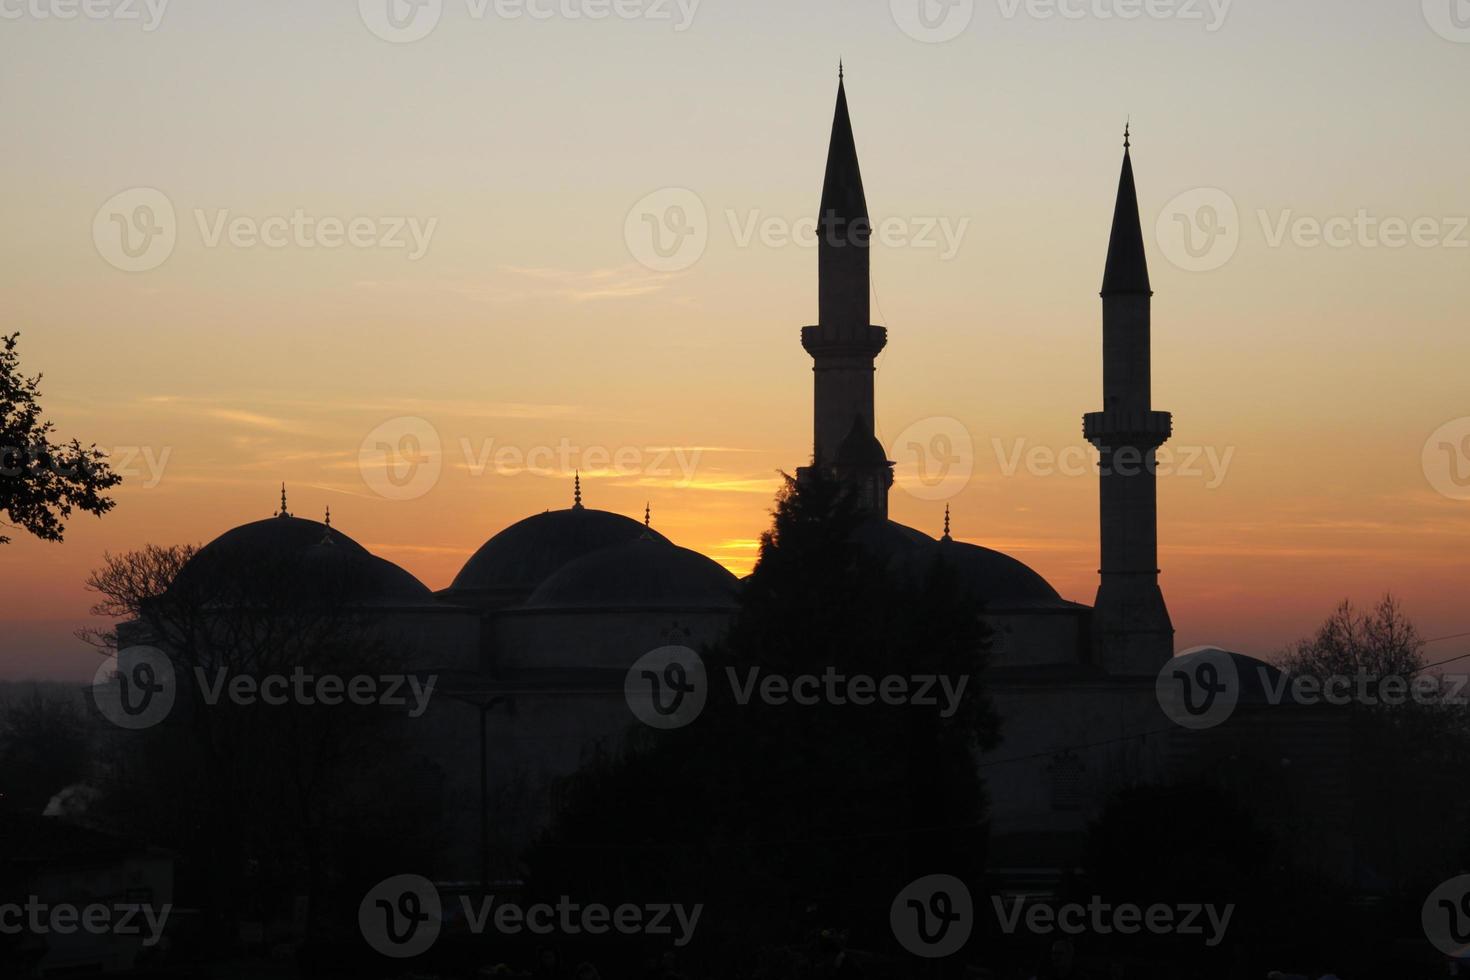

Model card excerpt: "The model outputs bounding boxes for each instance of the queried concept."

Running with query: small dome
[171,515,433,607]
[1174,647,1286,705]
[834,415,890,466]
[524,536,739,611]
[448,507,668,600]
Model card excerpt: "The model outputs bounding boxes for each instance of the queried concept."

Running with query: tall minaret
[797,67,893,517]
[1083,126,1174,675]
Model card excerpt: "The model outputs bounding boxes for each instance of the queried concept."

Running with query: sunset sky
[3,0,1469,680]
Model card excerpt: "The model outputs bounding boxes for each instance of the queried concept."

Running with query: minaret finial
[278,483,289,518]
[942,504,952,541]
[573,471,583,509]
[1124,117,1130,150]
[838,59,843,82]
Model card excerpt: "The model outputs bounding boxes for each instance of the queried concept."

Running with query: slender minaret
[1083,126,1174,674]
[797,67,894,517]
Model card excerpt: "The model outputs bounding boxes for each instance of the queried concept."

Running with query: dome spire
[277,483,290,518]
[573,471,583,510]
[942,503,952,542]
[324,505,331,528]
[644,502,651,527]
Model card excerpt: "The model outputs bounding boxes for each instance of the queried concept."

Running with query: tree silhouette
[0,333,121,544]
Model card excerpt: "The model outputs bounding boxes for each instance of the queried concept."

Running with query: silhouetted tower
[797,68,894,517]
[1083,127,1174,674]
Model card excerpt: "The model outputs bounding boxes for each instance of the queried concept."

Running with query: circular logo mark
[889,0,975,43]
[359,416,443,501]
[1424,874,1470,958]
[625,645,707,729]
[890,874,973,958]
[360,874,442,958]
[359,0,443,43]
[93,188,177,273]
[1423,417,1470,501]
[1156,646,1240,731]
[624,188,708,273]
[92,646,177,730]
[1423,0,1470,42]
[1155,187,1239,273]
[888,416,974,502]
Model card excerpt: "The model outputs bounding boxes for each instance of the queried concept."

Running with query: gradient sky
[3,0,1469,680]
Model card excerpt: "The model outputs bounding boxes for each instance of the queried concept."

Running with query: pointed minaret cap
[820,67,867,233]
[1101,122,1152,297]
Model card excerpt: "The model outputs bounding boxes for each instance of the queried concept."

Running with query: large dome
[448,507,670,601]
[934,536,1069,609]
[524,536,740,611]
[856,518,1074,611]
[170,515,433,607]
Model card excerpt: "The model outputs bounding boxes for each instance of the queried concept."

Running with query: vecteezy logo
[1423,0,1470,42]
[624,188,708,273]
[1155,187,1239,273]
[1155,646,1240,730]
[359,0,443,43]
[889,0,975,43]
[93,188,177,273]
[359,416,443,500]
[890,874,973,958]
[625,646,707,729]
[91,646,177,730]
[1423,874,1470,957]
[1423,417,1470,501]
[888,416,974,501]
[360,874,442,958]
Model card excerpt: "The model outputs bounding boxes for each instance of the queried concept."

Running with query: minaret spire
[1084,133,1174,674]
[817,68,870,332]
[798,73,892,518]
[1101,125,1151,297]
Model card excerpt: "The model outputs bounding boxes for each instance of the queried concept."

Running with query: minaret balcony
[1082,409,1172,448]
[801,323,888,358]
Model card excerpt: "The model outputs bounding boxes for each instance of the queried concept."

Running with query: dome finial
[942,503,952,542]
[324,505,331,528]
[644,502,651,527]
[573,471,583,510]
[277,483,290,518]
